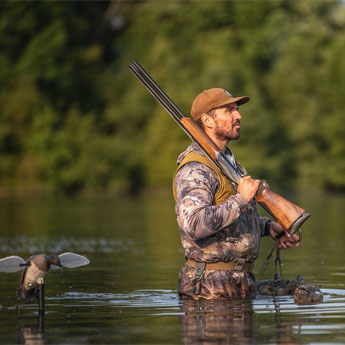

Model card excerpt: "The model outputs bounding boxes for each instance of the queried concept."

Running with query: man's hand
[237,176,261,202]
[269,221,300,249]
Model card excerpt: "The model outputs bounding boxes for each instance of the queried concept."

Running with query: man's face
[213,103,242,141]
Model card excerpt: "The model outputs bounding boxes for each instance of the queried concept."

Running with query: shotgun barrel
[129,61,244,183]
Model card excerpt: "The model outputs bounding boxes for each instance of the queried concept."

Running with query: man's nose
[233,110,242,120]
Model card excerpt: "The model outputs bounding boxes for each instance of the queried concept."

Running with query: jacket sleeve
[174,162,248,241]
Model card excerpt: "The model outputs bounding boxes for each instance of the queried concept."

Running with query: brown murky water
[0,193,344,344]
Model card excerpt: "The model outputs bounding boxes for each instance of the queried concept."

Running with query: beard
[215,123,241,141]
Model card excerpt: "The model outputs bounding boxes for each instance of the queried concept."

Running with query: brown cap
[190,88,250,121]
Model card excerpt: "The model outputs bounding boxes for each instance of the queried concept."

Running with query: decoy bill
[0,253,90,304]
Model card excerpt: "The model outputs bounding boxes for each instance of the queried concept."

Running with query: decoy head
[44,254,62,268]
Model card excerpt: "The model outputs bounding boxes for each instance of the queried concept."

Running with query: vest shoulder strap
[173,152,234,204]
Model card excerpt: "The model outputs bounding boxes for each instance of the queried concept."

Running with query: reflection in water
[179,298,301,345]
[180,298,256,345]
[20,314,44,345]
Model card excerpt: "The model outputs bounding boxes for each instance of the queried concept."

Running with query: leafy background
[0,0,344,197]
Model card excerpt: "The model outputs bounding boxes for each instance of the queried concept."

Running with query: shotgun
[129,60,310,236]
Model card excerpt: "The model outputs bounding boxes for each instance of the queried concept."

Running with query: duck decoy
[256,274,323,305]
[0,253,90,306]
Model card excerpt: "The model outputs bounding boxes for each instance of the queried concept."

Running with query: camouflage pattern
[174,143,270,299]
[178,264,256,299]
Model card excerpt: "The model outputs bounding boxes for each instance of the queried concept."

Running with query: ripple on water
[53,288,345,315]
[54,289,180,311]
[14,287,345,343]
[0,236,139,254]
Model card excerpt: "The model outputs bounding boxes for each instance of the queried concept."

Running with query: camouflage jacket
[174,143,270,264]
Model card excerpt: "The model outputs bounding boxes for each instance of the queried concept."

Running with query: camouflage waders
[174,143,270,299]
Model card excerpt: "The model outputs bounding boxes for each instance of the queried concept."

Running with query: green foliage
[0,0,344,196]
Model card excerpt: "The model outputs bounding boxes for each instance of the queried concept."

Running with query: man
[173,88,299,299]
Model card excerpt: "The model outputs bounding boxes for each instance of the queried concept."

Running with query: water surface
[0,193,344,344]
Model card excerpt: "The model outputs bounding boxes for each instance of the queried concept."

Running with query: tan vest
[173,152,234,205]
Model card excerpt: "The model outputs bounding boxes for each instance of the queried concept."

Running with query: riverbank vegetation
[1,1,344,197]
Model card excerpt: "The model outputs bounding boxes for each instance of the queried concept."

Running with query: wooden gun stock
[129,60,311,236]
[257,181,310,235]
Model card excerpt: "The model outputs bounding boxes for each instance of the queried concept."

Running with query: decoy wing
[0,256,27,273]
[58,252,90,268]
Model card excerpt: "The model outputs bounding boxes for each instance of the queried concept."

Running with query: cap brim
[216,96,250,108]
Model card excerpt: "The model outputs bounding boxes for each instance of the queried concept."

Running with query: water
[0,193,344,344]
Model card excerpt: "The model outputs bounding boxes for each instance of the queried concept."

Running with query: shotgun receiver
[129,61,310,236]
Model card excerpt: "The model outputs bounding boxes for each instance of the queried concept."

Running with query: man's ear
[201,113,215,129]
